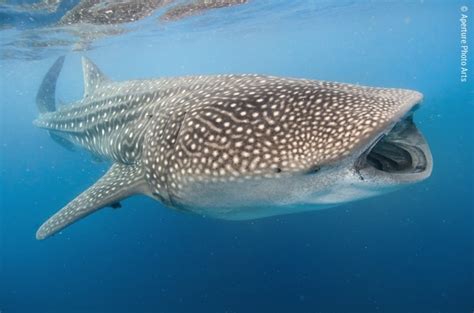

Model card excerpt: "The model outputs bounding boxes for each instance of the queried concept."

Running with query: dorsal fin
[82,56,109,97]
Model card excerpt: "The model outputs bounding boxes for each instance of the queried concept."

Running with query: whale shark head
[303,103,433,206]
[153,80,433,219]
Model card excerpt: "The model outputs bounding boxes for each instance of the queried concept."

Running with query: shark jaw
[355,110,433,186]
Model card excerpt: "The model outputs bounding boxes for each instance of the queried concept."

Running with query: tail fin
[36,56,65,113]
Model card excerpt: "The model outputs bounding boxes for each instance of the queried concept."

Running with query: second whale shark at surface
[34,57,433,240]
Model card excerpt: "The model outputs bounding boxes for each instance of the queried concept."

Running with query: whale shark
[34,57,433,240]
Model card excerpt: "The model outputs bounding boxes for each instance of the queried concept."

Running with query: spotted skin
[35,57,425,239]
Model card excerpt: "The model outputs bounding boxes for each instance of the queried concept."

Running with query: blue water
[1,1,473,312]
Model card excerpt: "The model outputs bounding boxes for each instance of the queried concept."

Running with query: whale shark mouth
[356,114,432,181]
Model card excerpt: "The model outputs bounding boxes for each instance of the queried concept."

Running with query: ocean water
[0,1,473,312]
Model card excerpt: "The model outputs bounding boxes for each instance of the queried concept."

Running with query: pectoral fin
[36,162,148,240]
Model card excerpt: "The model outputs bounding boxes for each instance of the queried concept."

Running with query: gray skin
[58,0,172,25]
[34,57,432,240]
[58,0,247,25]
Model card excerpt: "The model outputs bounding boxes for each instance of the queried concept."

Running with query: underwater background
[0,1,473,312]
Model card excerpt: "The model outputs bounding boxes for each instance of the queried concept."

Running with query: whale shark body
[34,57,432,240]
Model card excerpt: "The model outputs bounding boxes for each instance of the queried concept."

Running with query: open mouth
[356,114,432,179]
